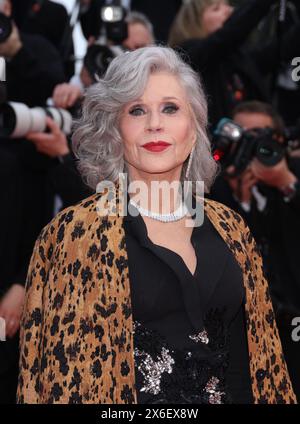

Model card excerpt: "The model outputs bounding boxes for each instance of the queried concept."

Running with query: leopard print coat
[16,183,297,404]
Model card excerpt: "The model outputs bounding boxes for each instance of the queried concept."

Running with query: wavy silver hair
[72,46,219,192]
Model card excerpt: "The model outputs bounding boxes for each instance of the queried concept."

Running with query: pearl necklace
[129,198,189,222]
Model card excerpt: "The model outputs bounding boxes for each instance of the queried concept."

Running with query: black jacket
[0,32,65,295]
[13,0,75,80]
[6,32,65,106]
[210,158,300,312]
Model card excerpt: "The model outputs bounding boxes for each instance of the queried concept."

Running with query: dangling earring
[185,145,195,179]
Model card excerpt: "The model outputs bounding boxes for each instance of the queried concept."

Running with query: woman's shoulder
[37,192,102,247]
[204,198,258,268]
[204,197,247,229]
[204,197,255,247]
[56,192,101,224]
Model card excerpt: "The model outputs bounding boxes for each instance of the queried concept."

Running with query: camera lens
[46,107,72,134]
[0,102,72,138]
[256,138,284,166]
[0,12,12,43]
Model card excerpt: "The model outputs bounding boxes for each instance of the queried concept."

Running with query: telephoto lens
[0,101,73,138]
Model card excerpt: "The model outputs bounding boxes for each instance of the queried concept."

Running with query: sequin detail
[189,329,209,344]
[205,376,225,404]
[132,308,231,404]
[134,347,175,394]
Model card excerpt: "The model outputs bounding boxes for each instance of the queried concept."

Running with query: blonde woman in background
[169,0,300,128]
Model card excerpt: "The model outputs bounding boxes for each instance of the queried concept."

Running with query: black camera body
[212,118,287,177]
[84,2,128,80]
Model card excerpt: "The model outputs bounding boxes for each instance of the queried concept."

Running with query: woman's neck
[126,167,184,215]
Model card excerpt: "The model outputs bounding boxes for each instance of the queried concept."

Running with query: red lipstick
[142,141,171,152]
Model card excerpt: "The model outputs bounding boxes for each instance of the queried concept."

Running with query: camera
[0,101,72,138]
[84,1,128,80]
[212,118,300,177]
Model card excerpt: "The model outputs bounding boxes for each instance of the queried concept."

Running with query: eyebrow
[129,96,180,104]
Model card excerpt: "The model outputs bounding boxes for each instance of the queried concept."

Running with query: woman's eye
[129,107,145,116]
[128,104,179,116]
[163,104,179,114]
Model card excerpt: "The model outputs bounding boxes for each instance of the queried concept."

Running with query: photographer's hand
[250,157,297,189]
[0,23,22,59]
[52,83,83,109]
[26,117,70,158]
[227,167,258,204]
[0,284,25,339]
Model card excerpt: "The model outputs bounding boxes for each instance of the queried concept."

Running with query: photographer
[0,0,65,105]
[210,100,300,398]
[79,0,182,43]
[170,0,300,128]
[0,0,65,404]
[210,101,300,317]
[0,0,66,292]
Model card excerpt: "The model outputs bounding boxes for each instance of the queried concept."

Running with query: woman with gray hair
[17,46,296,404]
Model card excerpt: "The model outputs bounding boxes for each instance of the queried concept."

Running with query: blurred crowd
[0,0,300,404]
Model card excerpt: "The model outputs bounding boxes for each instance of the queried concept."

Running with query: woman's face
[119,72,196,178]
[201,1,234,36]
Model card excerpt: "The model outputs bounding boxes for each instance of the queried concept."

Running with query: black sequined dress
[123,198,253,404]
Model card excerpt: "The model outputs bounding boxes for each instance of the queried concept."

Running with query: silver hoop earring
[185,145,195,179]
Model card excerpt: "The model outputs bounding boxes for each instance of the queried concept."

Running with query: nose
[146,110,163,132]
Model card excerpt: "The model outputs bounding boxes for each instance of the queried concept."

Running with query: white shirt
[234,185,267,213]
